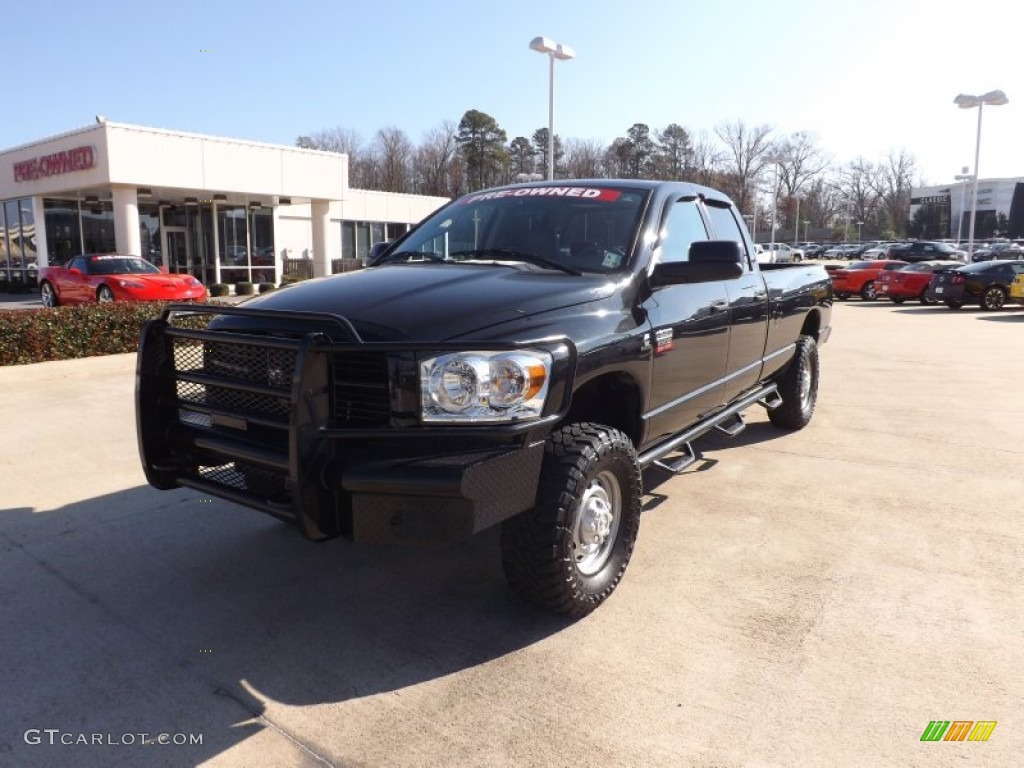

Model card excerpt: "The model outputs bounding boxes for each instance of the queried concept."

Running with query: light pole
[954,89,1009,258]
[803,219,810,243]
[793,194,801,246]
[529,36,575,181]
[856,221,864,243]
[954,167,972,246]
[765,155,783,255]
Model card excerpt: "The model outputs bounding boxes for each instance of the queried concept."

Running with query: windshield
[379,184,650,274]
[89,256,161,275]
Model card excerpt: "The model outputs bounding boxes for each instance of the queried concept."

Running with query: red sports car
[830,259,908,300]
[38,254,206,307]
[874,260,962,304]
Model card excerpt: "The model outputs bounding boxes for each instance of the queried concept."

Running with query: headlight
[420,350,551,423]
[117,279,144,289]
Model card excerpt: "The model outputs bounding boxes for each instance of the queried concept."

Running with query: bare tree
[714,120,776,212]
[413,121,459,197]
[874,149,917,237]
[835,158,884,239]
[688,131,726,187]
[776,132,831,197]
[373,127,413,193]
[561,137,606,179]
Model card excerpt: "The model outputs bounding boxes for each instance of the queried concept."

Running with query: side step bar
[638,383,779,473]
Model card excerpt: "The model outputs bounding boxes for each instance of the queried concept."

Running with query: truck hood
[237,263,618,341]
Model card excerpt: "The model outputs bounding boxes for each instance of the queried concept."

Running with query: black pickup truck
[137,180,832,616]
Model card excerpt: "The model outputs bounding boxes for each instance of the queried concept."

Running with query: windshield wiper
[449,249,583,276]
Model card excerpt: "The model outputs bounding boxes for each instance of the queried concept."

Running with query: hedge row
[0,302,210,366]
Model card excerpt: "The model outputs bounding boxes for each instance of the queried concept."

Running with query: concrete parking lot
[1,300,1022,767]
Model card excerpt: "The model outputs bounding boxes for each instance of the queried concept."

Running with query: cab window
[704,200,753,269]
[657,198,707,263]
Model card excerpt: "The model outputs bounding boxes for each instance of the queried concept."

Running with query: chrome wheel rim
[799,362,813,411]
[985,288,1003,309]
[573,470,621,576]
[41,284,54,307]
[97,288,113,303]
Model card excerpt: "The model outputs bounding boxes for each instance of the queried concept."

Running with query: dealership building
[0,120,449,286]
[909,177,1024,241]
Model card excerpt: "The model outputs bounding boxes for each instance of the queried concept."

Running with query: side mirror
[651,240,744,286]
[368,241,392,264]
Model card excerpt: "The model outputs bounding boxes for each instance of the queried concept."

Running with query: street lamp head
[529,36,556,54]
[955,89,1009,109]
[980,89,1009,105]
[554,43,575,61]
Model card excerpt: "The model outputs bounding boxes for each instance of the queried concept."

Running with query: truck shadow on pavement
[0,486,574,766]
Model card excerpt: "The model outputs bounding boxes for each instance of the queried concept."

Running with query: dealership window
[81,201,116,254]
[218,204,248,284]
[43,199,83,265]
[138,203,161,262]
[341,221,356,259]
[386,222,408,240]
[2,198,36,284]
[248,207,274,283]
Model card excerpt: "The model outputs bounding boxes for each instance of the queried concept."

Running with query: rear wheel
[980,286,1006,311]
[96,285,115,303]
[501,423,642,617]
[40,281,59,307]
[860,281,877,301]
[919,289,936,305]
[768,335,819,430]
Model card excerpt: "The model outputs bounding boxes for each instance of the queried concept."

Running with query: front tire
[501,423,642,617]
[40,281,59,307]
[980,286,1006,311]
[97,285,115,303]
[860,280,877,301]
[768,335,819,430]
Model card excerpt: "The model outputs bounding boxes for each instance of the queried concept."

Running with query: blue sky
[3,0,1018,186]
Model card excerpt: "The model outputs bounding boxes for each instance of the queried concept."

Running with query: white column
[32,197,49,268]
[111,186,141,255]
[311,199,331,277]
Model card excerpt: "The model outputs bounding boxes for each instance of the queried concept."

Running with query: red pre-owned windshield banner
[463,187,622,204]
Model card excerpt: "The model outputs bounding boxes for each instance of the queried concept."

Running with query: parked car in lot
[889,241,967,263]
[830,259,908,300]
[971,242,1024,262]
[1009,272,1024,305]
[874,260,961,304]
[38,254,207,307]
[925,259,1024,310]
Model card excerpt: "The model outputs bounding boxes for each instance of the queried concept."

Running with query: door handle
[711,300,729,312]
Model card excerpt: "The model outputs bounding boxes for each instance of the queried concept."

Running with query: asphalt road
[1,300,1022,767]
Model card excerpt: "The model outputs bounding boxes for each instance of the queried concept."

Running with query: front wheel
[768,335,819,430]
[96,285,115,303]
[860,281,877,301]
[501,423,642,617]
[40,281,59,307]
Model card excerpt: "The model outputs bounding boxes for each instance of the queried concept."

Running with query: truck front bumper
[136,305,571,544]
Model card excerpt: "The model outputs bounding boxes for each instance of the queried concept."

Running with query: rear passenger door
[641,196,730,444]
